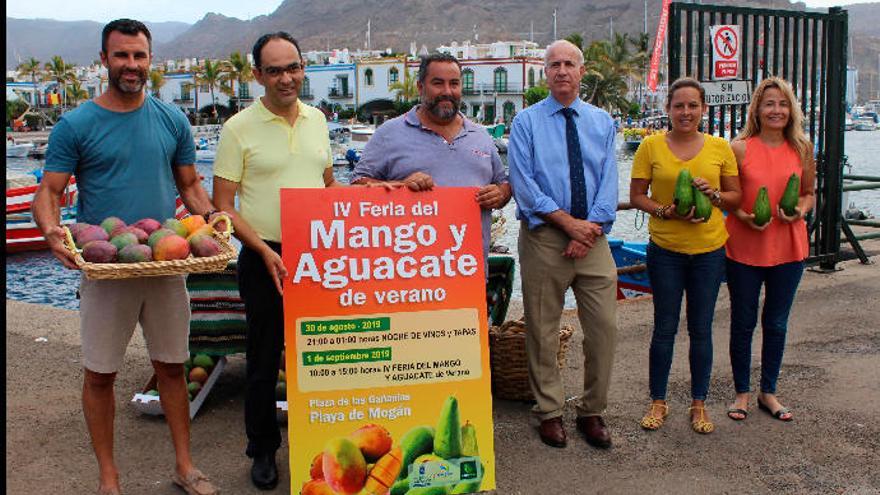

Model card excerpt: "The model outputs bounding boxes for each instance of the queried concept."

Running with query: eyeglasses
[259,62,303,77]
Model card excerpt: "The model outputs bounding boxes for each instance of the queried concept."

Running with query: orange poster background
[280,187,496,495]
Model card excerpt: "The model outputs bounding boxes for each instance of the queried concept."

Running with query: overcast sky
[5,0,878,24]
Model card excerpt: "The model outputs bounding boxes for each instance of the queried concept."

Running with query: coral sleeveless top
[725,137,810,266]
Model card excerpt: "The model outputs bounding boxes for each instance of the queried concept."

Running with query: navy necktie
[561,107,587,220]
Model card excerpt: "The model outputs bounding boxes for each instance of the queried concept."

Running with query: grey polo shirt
[352,106,508,259]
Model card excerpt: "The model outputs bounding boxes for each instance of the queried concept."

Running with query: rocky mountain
[5,18,190,69]
[6,1,880,102]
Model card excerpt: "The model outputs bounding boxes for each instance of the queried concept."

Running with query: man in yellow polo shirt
[212,31,342,490]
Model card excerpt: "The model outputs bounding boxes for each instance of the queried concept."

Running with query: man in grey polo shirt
[351,53,511,257]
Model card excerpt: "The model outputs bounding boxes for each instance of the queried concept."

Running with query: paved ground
[6,245,880,494]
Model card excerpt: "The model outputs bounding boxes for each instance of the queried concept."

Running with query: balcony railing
[300,91,314,100]
[329,88,353,99]
[462,83,523,95]
[173,94,193,102]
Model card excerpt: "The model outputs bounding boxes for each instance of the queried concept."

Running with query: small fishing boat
[6,141,34,158]
[609,238,651,299]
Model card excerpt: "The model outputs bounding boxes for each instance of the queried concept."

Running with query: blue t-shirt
[45,96,196,225]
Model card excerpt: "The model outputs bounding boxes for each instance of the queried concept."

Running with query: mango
[301,479,335,495]
[189,233,222,258]
[186,224,213,241]
[350,424,393,462]
[322,437,368,494]
[118,244,152,263]
[146,389,159,396]
[109,232,139,251]
[69,223,92,238]
[673,169,694,216]
[147,228,176,248]
[460,421,478,457]
[309,452,324,480]
[82,240,118,263]
[779,173,801,217]
[154,234,190,261]
[187,381,202,396]
[122,226,149,244]
[192,353,214,369]
[100,216,126,236]
[75,225,109,248]
[362,446,403,495]
[753,186,771,226]
[189,366,209,384]
[692,186,713,222]
[434,396,462,459]
[132,218,161,235]
[163,218,188,237]
[398,426,435,479]
[180,214,207,234]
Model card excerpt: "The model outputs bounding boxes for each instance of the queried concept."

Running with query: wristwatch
[710,189,722,206]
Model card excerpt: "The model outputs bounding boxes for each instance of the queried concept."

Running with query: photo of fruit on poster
[281,188,496,495]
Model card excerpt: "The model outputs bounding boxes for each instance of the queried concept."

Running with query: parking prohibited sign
[711,25,740,80]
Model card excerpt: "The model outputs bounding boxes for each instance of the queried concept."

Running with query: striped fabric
[186,261,247,355]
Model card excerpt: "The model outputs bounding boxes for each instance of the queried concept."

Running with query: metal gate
[668,3,848,268]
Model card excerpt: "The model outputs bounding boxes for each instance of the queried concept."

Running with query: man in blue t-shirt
[32,19,221,495]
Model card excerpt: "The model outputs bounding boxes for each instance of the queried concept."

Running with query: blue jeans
[647,242,726,401]
[727,259,804,394]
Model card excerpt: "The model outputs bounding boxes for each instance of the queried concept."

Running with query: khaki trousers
[518,223,618,420]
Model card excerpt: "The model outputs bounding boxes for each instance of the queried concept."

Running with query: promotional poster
[281,187,496,495]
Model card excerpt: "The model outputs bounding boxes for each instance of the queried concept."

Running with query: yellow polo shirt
[213,98,331,242]
[631,133,738,254]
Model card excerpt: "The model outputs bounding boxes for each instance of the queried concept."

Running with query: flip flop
[757,399,793,421]
[726,407,749,420]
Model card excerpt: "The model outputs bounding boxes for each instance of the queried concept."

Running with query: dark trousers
[727,259,804,394]
[646,242,726,401]
[237,242,284,457]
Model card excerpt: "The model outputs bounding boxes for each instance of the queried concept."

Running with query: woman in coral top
[725,77,815,422]
[630,78,742,434]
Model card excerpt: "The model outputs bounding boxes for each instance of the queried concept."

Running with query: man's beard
[424,94,460,121]
[110,67,147,94]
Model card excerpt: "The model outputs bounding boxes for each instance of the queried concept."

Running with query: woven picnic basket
[488,318,573,401]
[64,215,237,279]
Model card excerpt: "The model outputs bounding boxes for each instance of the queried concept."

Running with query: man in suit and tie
[508,39,619,450]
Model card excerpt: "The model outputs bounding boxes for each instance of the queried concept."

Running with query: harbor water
[6,131,879,310]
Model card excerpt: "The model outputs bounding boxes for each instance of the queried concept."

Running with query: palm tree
[197,59,229,118]
[388,65,418,103]
[580,40,632,114]
[149,69,166,98]
[65,78,89,107]
[16,57,42,108]
[226,51,254,112]
[43,55,76,111]
[564,33,585,52]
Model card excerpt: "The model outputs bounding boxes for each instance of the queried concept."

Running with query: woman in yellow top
[630,78,742,434]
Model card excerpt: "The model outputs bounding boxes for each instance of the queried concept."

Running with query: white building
[405,56,545,124]
[356,57,407,107]
[302,63,356,111]
[437,40,545,60]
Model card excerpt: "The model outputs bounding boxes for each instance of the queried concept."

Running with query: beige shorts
[79,274,191,373]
